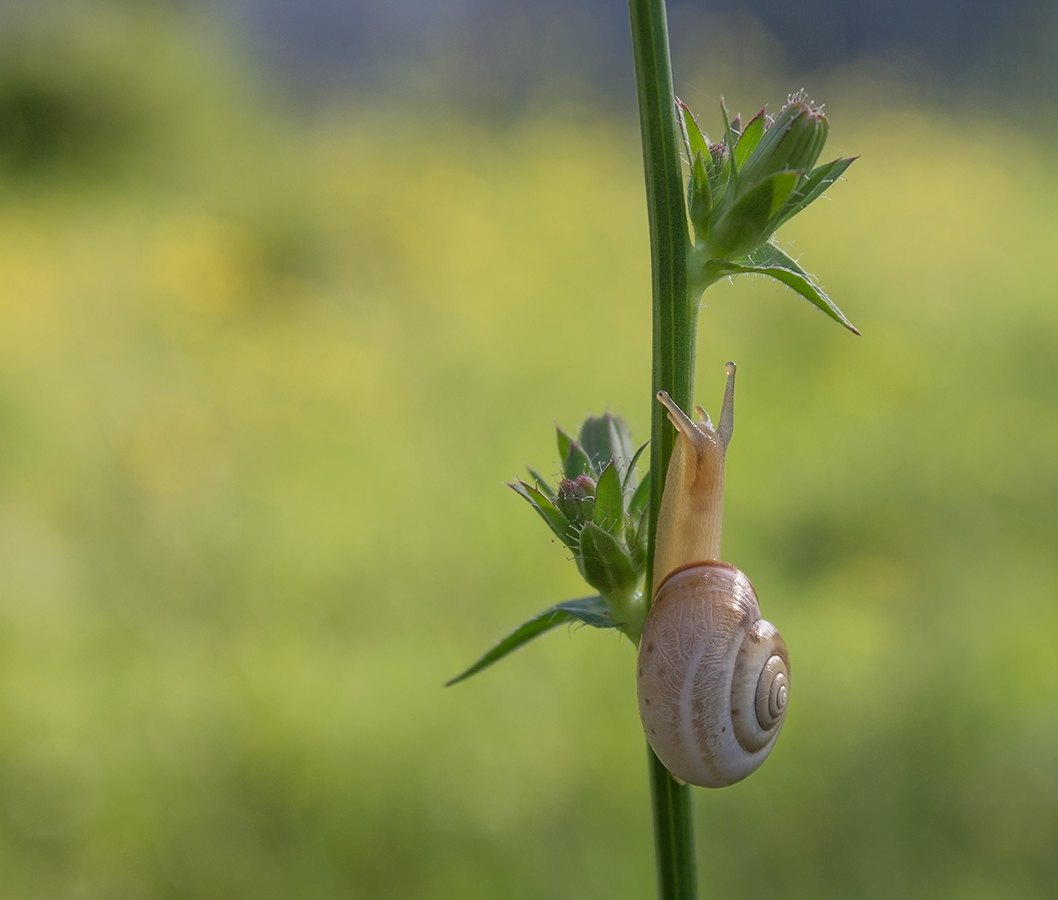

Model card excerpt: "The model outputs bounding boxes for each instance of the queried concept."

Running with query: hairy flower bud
[677,93,858,331]
[556,475,596,527]
[737,100,828,188]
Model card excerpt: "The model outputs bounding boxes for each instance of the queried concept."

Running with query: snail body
[637,364,789,788]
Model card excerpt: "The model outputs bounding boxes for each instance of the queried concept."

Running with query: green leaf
[707,143,732,204]
[719,98,740,186]
[593,462,624,535]
[707,171,800,260]
[629,468,651,519]
[556,425,573,469]
[765,171,801,218]
[526,467,556,500]
[577,521,639,596]
[509,481,577,548]
[579,413,634,483]
[733,108,766,168]
[564,443,594,479]
[688,151,712,241]
[710,244,859,334]
[622,441,649,494]
[625,466,651,572]
[631,505,650,571]
[774,156,856,228]
[740,100,812,186]
[557,427,593,478]
[444,595,616,686]
[677,99,709,162]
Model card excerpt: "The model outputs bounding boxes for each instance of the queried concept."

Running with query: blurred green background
[1,2,1057,899]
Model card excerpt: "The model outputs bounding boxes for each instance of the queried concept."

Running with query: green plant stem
[627,0,700,898]
[648,744,698,900]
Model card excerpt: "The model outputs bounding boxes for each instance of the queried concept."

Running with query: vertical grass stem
[627,0,700,897]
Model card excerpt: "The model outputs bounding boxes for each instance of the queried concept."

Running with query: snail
[636,363,789,788]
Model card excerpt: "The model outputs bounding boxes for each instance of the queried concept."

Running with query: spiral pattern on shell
[636,561,789,788]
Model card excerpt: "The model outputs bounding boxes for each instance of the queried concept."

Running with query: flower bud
[678,93,857,330]
[738,100,828,188]
[706,170,799,260]
[555,475,596,528]
[576,521,639,598]
[681,93,851,269]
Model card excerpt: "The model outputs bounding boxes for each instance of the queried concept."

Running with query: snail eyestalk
[718,361,736,448]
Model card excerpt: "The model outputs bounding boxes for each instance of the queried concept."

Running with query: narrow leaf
[733,109,766,167]
[622,441,649,494]
[688,151,712,241]
[631,504,650,571]
[565,443,594,479]
[556,426,573,469]
[629,468,651,519]
[709,246,859,334]
[677,99,709,162]
[719,98,740,190]
[556,427,593,478]
[737,100,803,186]
[526,467,556,500]
[775,156,856,228]
[708,143,732,205]
[509,481,577,548]
[593,462,624,535]
[445,595,615,686]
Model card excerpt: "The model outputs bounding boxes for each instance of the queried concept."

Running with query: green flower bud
[678,92,858,330]
[555,475,596,528]
[737,99,828,188]
[680,93,853,268]
[576,521,639,598]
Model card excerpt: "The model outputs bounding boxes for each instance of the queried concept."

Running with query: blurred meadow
[1,3,1058,899]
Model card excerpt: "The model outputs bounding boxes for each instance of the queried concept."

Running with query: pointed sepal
[707,170,801,260]
[508,480,578,548]
[576,521,639,597]
[592,462,624,536]
[733,108,767,168]
[578,412,635,485]
[773,155,856,228]
[556,426,594,479]
[525,466,556,500]
[677,98,709,163]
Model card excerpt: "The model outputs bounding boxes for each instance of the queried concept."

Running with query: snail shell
[637,363,790,788]
[637,561,789,787]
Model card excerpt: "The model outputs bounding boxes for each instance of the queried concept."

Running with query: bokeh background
[1,0,1057,897]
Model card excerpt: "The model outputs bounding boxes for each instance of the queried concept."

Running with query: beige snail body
[636,364,790,788]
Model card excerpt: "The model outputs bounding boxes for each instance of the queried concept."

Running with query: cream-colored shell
[637,562,789,787]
